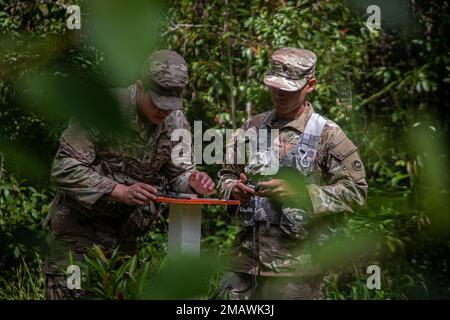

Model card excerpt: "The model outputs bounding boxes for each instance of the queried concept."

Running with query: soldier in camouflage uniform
[215,48,368,300]
[44,50,215,299]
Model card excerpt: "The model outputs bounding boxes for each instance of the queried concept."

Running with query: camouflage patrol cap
[142,50,188,110]
[264,48,317,91]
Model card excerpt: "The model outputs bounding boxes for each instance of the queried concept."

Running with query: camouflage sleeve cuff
[97,178,119,198]
[76,178,119,209]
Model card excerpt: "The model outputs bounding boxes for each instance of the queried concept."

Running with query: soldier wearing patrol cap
[44,50,215,299]
[216,48,368,299]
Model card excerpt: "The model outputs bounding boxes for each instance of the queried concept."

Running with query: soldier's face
[270,78,316,118]
[136,81,172,124]
[142,95,171,124]
[270,87,302,114]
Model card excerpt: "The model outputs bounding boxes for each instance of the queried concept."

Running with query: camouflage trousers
[44,237,138,300]
[44,237,92,300]
[43,199,157,299]
[45,271,89,300]
[215,272,324,300]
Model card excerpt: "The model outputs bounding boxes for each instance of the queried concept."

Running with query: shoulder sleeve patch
[342,151,366,181]
[330,136,357,161]
[325,127,366,181]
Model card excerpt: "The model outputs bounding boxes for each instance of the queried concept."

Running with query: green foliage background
[0,0,449,299]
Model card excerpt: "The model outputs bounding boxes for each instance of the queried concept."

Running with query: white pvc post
[167,204,202,257]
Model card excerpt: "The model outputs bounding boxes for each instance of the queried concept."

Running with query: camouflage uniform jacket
[46,84,195,253]
[218,102,368,277]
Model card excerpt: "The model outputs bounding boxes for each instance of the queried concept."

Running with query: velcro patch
[330,137,357,161]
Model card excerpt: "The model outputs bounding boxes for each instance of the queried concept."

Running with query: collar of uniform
[265,101,314,133]
[128,84,164,140]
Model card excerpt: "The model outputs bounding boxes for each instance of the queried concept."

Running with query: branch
[359,79,401,108]
[161,24,208,36]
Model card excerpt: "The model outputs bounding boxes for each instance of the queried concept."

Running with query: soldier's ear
[136,80,143,95]
[305,78,316,93]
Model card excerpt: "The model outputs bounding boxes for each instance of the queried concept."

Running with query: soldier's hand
[188,171,216,195]
[110,183,159,206]
[231,173,255,203]
[257,179,295,200]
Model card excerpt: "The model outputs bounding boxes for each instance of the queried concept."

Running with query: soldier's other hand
[189,171,216,195]
[257,179,295,200]
[111,183,159,206]
[231,173,255,203]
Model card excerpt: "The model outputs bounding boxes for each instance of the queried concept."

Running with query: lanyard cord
[250,196,259,299]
